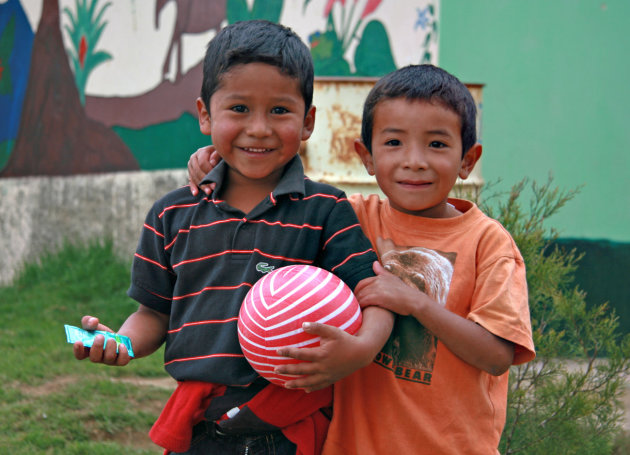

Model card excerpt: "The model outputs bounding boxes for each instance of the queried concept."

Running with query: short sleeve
[468,236,535,365]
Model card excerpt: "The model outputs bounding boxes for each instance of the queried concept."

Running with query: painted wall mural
[0,0,439,177]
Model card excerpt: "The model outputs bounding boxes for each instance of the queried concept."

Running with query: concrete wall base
[0,170,187,286]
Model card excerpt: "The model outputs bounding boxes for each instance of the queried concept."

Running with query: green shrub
[478,178,630,454]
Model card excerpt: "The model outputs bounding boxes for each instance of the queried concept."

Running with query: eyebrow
[379,127,455,137]
[379,127,405,134]
[222,93,301,104]
[426,129,455,137]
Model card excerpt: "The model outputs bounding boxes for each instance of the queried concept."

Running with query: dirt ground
[112,375,177,390]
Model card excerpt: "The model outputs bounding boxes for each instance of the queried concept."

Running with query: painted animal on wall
[155,0,226,81]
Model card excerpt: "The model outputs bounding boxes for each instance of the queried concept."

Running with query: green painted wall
[439,0,630,243]
[113,113,210,171]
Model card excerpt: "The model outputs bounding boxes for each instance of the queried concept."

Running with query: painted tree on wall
[0,0,138,177]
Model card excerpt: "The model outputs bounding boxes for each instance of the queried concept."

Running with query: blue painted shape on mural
[0,0,34,144]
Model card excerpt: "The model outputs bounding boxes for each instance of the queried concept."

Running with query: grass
[0,241,172,454]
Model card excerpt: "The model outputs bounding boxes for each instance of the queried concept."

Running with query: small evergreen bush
[476,178,630,455]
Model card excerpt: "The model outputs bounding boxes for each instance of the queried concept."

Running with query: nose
[246,111,272,137]
[402,146,428,170]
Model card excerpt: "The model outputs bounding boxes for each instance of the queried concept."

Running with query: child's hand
[275,322,373,392]
[188,145,220,196]
[354,261,429,317]
[72,315,132,366]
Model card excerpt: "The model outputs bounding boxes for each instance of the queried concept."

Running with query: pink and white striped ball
[238,265,362,386]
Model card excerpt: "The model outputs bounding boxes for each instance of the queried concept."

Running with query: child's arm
[356,261,514,376]
[73,304,169,366]
[275,305,394,392]
[188,145,218,196]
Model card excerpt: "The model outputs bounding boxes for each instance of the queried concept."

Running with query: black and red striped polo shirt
[128,156,377,385]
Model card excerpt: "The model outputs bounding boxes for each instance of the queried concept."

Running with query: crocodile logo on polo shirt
[256,262,275,274]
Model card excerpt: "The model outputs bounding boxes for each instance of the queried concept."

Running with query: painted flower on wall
[63,0,113,105]
[415,5,438,63]
[307,0,396,77]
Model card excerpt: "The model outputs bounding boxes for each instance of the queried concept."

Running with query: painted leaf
[354,20,396,77]
[227,0,251,24]
[87,0,99,21]
[89,20,107,45]
[251,0,284,22]
[62,7,80,42]
[84,50,112,75]
[92,1,112,31]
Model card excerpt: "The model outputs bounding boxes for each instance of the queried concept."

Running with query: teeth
[243,147,270,152]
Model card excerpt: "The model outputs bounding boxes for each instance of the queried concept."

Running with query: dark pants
[173,422,297,455]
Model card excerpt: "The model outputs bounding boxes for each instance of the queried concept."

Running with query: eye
[230,105,248,113]
[429,140,447,148]
[271,106,289,114]
[385,139,401,147]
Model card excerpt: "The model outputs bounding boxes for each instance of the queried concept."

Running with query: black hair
[361,64,477,157]
[200,20,314,113]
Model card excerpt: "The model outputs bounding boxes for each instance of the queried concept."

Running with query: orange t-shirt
[323,195,536,455]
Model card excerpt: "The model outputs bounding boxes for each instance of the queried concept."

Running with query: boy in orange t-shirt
[188,64,536,454]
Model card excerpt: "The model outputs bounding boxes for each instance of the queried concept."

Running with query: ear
[354,139,375,175]
[458,143,482,180]
[301,106,316,141]
[196,97,212,136]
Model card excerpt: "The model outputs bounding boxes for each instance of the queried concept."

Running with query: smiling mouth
[399,180,431,187]
[241,147,273,153]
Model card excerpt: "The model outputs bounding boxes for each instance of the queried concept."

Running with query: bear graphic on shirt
[377,239,455,379]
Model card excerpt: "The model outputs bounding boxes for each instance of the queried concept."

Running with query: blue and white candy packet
[64,324,135,357]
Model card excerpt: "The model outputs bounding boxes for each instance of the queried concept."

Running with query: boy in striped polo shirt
[72,20,393,455]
